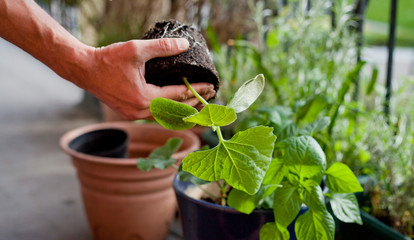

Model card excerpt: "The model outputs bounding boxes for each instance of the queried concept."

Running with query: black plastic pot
[68,128,129,158]
[173,176,307,240]
[335,210,411,240]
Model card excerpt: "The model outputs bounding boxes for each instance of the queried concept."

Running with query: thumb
[139,38,189,61]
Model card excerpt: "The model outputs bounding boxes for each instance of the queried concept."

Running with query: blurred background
[0,0,413,239]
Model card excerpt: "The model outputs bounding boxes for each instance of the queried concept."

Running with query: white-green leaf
[227,74,265,113]
[325,162,363,193]
[273,181,303,228]
[330,193,363,225]
[182,126,276,195]
[303,180,326,212]
[260,222,290,240]
[183,104,236,128]
[150,98,197,130]
[282,136,326,179]
[295,210,335,240]
[137,138,183,171]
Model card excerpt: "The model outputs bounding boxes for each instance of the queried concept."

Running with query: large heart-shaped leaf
[227,74,265,113]
[182,126,276,194]
[150,98,198,130]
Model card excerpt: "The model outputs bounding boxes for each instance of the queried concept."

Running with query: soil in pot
[143,19,220,93]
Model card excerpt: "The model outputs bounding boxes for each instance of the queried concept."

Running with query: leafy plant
[231,103,363,240]
[137,137,183,171]
[150,74,363,240]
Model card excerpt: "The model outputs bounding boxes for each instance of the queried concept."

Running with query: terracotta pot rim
[60,122,200,166]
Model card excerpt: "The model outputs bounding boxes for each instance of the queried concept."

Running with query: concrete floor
[0,36,413,240]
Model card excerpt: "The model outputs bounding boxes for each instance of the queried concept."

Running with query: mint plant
[150,75,363,240]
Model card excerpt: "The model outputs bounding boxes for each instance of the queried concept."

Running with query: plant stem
[216,127,225,142]
[183,77,209,106]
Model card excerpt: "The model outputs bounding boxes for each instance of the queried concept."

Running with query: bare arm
[0,0,215,120]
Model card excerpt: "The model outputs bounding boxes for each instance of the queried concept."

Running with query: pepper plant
[150,74,363,240]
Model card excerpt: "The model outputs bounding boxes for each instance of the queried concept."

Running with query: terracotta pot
[60,122,200,240]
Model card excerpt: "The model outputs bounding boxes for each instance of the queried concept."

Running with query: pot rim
[60,122,200,166]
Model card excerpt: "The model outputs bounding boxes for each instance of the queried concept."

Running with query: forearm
[0,0,93,86]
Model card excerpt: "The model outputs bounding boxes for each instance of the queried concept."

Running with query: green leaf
[228,184,278,214]
[281,136,326,180]
[329,193,363,225]
[137,138,183,171]
[303,180,326,212]
[295,210,335,240]
[178,168,210,185]
[150,98,198,130]
[183,104,236,128]
[275,122,298,142]
[263,158,287,185]
[182,126,276,195]
[260,222,289,240]
[325,162,363,193]
[297,95,329,124]
[273,181,303,228]
[266,28,279,48]
[366,66,378,95]
[299,117,331,136]
[227,74,265,113]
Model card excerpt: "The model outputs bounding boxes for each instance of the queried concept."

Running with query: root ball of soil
[143,20,220,92]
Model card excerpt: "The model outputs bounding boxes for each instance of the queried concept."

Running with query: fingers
[158,83,215,101]
[138,38,189,62]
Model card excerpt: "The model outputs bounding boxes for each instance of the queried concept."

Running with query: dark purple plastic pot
[173,176,307,240]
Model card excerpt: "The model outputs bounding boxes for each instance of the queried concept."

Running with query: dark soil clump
[143,20,220,93]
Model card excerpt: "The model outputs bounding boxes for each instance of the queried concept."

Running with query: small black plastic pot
[68,128,129,158]
[173,176,307,240]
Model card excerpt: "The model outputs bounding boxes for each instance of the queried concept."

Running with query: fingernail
[177,38,189,51]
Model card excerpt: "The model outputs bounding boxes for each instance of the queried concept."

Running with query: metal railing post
[384,0,398,118]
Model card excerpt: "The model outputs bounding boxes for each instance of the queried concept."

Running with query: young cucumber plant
[151,74,276,195]
[150,75,363,240]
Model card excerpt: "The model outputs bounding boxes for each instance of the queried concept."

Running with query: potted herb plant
[149,74,364,240]
[60,122,200,240]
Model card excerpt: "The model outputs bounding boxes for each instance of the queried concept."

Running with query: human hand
[77,38,216,120]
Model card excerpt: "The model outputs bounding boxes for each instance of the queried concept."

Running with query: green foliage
[150,98,198,130]
[229,102,363,240]
[137,138,183,171]
[295,209,335,240]
[325,162,363,193]
[183,104,236,130]
[183,126,275,195]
